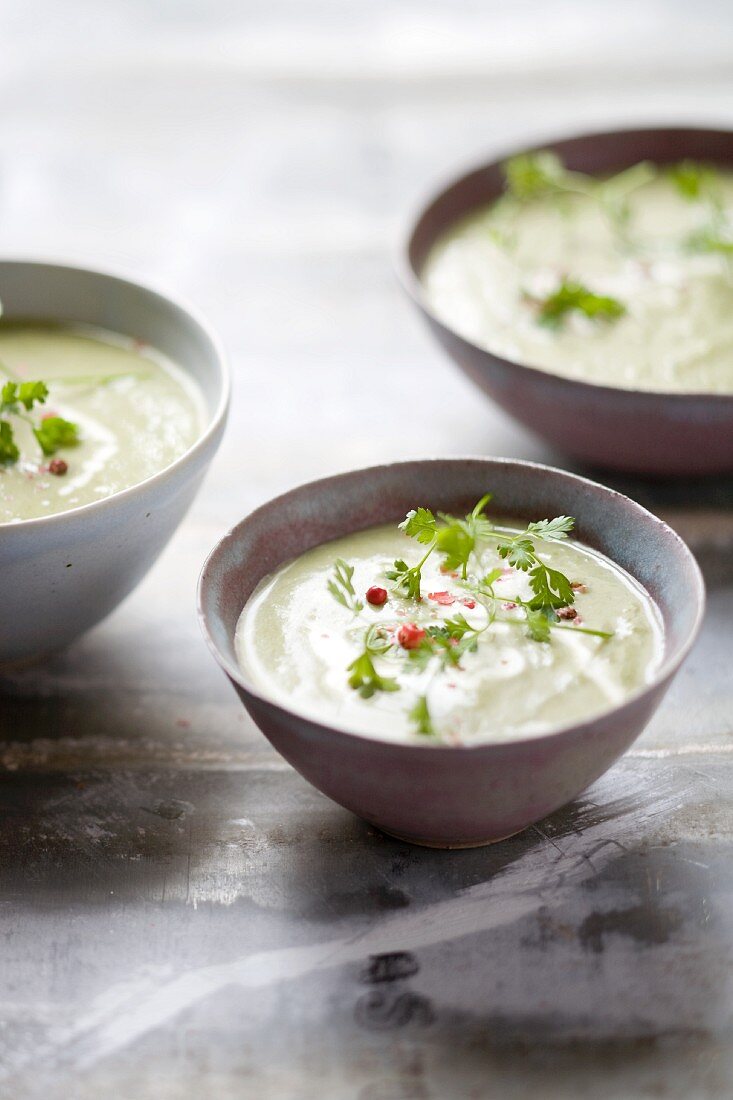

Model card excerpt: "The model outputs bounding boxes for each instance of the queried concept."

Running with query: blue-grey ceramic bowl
[198,458,704,847]
[0,259,229,665]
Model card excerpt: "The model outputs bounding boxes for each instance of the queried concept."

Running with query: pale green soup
[0,322,205,523]
[422,171,733,393]
[235,524,663,747]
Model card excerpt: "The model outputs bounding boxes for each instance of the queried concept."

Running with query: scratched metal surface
[1,3,733,1098]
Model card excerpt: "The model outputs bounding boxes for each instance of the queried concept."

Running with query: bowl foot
[375,825,525,849]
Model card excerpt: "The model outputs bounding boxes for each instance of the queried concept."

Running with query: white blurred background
[2,0,732,522]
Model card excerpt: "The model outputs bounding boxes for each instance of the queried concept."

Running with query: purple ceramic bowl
[400,127,733,477]
[198,458,704,848]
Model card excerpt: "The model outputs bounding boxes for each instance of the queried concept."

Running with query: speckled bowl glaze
[198,458,704,848]
[0,259,228,665]
[400,127,733,476]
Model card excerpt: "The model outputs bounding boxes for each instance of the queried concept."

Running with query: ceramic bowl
[400,126,733,476]
[0,259,228,665]
[198,457,704,848]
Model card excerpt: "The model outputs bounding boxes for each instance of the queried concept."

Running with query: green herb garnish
[0,376,79,466]
[347,624,398,698]
[0,420,19,465]
[34,415,80,456]
[328,494,614,740]
[408,694,434,736]
[395,496,576,614]
[532,279,626,330]
[496,519,575,609]
[501,151,654,250]
[328,558,364,613]
[687,227,733,257]
[389,494,493,597]
[503,151,576,201]
[668,160,719,202]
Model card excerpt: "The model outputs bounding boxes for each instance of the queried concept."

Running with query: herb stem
[497,617,612,640]
[53,369,151,387]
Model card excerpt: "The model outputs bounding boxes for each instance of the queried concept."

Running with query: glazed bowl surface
[0,259,228,665]
[198,458,704,848]
[401,126,733,476]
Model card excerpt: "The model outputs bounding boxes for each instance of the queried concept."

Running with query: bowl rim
[0,256,230,532]
[397,123,733,404]
[197,455,706,755]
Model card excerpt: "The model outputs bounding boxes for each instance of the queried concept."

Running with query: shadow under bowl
[198,457,704,848]
[0,259,228,666]
[400,126,733,477]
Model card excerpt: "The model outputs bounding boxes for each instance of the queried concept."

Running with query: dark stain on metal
[144,798,194,821]
[579,904,683,954]
[327,884,410,916]
[355,989,435,1031]
[360,952,420,984]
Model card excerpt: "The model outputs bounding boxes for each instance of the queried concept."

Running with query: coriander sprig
[347,624,398,698]
[389,494,493,597]
[325,494,613,740]
[0,377,80,467]
[327,558,364,613]
[501,151,655,247]
[408,694,434,736]
[395,495,577,615]
[493,519,575,610]
[404,613,484,674]
[528,280,626,330]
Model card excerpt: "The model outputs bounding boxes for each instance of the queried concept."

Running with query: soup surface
[0,322,204,523]
[422,157,733,393]
[236,513,663,747]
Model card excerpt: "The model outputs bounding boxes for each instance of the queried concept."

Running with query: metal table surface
[1,3,732,1097]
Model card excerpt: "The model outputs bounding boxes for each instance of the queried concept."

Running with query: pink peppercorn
[366,586,388,607]
[397,623,426,650]
[427,591,455,606]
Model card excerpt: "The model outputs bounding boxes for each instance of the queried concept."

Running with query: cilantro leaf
[534,280,626,329]
[498,537,535,571]
[399,507,437,545]
[441,614,474,640]
[494,518,576,613]
[426,618,480,668]
[386,558,424,601]
[435,494,494,578]
[1,381,18,411]
[525,516,575,542]
[0,420,19,465]
[528,563,575,610]
[503,151,569,200]
[33,416,80,457]
[17,380,49,411]
[668,160,718,201]
[327,558,364,613]
[524,607,553,643]
[347,649,399,699]
[435,522,474,574]
[405,638,436,672]
[0,376,75,466]
[1,379,49,414]
[408,694,435,736]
